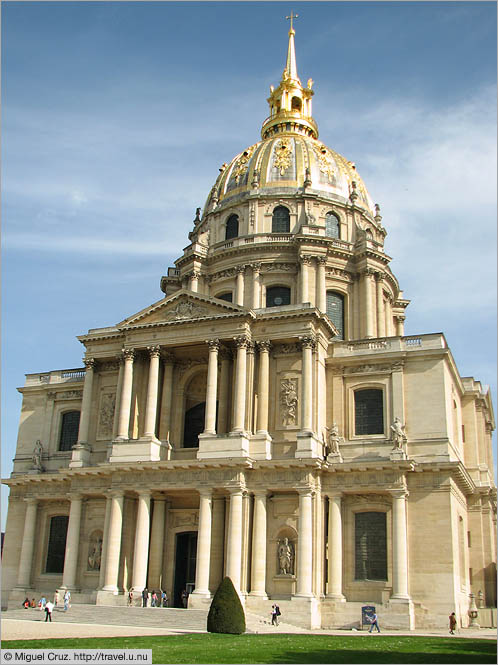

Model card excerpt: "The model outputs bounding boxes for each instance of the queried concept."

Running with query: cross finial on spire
[286,10,299,32]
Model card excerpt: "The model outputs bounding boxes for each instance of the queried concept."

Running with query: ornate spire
[261,18,318,140]
[285,11,300,83]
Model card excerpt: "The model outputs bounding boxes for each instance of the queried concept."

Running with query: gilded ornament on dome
[273,138,293,176]
[232,146,255,184]
[312,144,337,183]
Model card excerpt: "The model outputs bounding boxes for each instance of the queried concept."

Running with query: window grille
[355,512,387,580]
[266,286,291,308]
[326,291,344,339]
[272,206,290,233]
[325,212,340,238]
[225,215,239,240]
[59,411,80,451]
[354,389,384,435]
[46,515,69,573]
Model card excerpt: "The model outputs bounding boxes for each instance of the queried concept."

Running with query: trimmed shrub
[207,576,246,634]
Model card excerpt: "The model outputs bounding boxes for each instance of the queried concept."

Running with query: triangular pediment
[118,290,249,327]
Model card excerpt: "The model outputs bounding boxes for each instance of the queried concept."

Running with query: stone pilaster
[375,272,386,337]
[112,357,124,440]
[16,498,38,588]
[362,269,375,338]
[235,265,245,306]
[316,257,327,313]
[131,491,151,593]
[193,490,213,598]
[250,491,268,597]
[116,349,135,440]
[326,493,345,600]
[395,315,405,337]
[76,358,96,447]
[295,488,314,597]
[143,346,161,439]
[189,270,201,292]
[204,340,220,435]
[231,336,250,433]
[158,352,175,440]
[300,255,311,303]
[102,491,124,592]
[252,263,261,309]
[61,494,83,590]
[98,495,112,589]
[390,488,410,600]
[147,496,166,590]
[217,349,231,434]
[299,335,315,434]
[256,341,271,433]
[226,488,244,592]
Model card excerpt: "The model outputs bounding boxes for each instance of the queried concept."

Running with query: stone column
[217,349,231,434]
[300,256,311,303]
[102,491,124,592]
[375,273,386,337]
[147,496,166,590]
[395,315,405,337]
[385,296,393,336]
[250,491,268,597]
[144,346,161,438]
[112,357,124,439]
[16,498,38,588]
[193,490,213,597]
[231,336,249,433]
[98,496,112,589]
[235,266,245,306]
[363,270,375,338]
[158,353,174,440]
[189,270,200,293]
[252,263,261,309]
[300,336,315,434]
[326,494,345,599]
[296,489,314,597]
[391,489,410,599]
[116,349,135,440]
[77,358,96,446]
[226,489,244,592]
[204,340,220,435]
[131,491,151,593]
[61,494,83,590]
[353,274,360,339]
[316,257,327,313]
[256,341,271,433]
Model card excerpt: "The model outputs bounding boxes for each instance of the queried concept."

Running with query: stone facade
[2,26,496,630]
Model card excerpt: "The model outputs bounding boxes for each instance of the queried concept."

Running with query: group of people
[22,590,71,621]
[126,588,169,608]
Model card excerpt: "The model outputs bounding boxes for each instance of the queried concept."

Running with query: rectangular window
[46,515,69,573]
[354,512,387,581]
[354,389,384,435]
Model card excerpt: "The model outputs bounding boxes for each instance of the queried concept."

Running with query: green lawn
[2,633,497,664]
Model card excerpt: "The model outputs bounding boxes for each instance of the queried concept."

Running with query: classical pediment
[118,290,249,327]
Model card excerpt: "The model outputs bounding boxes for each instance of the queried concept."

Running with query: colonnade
[15,489,411,604]
[75,334,317,450]
[182,259,402,341]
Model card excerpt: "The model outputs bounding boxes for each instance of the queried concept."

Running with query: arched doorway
[173,531,197,607]
[183,372,207,448]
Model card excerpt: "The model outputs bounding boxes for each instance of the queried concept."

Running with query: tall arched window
[59,411,80,451]
[272,206,290,233]
[355,512,387,580]
[266,286,291,307]
[326,291,345,339]
[325,212,340,238]
[225,214,239,240]
[354,389,384,435]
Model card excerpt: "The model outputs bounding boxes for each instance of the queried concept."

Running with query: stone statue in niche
[280,378,298,426]
[324,423,344,460]
[88,532,103,571]
[32,440,44,472]
[390,417,406,450]
[277,537,294,575]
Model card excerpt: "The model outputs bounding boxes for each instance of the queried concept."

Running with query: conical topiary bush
[207,576,246,634]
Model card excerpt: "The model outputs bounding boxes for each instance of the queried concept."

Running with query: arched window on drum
[326,291,344,340]
[225,214,239,240]
[272,206,290,233]
[266,286,291,308]
[325,212,340,239]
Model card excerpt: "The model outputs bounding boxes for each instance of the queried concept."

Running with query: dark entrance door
[173,531,197,607]
[183,403,205,447]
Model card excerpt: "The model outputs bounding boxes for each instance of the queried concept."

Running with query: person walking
[63,590,71,611]
[151,590,158,607]
[45,600,54,622]
[54,590,60,607]
[161,590,168,608]
[369,612,381,633]
[449,612,457,634]
[142,587,148,608]
[127,590,133,607]
[181,589,188,608]
[271,604,280,626]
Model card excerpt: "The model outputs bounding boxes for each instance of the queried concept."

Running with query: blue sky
[2,1,496,529]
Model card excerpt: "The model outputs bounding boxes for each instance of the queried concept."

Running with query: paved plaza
[1,605,496,641]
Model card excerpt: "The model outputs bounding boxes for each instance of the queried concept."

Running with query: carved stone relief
[97,392,116,440]
[163,301,208,321]
[280,378,298,426]
[87,530,103,571]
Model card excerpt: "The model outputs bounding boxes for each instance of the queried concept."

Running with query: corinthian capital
[299,334,316,350]
[147,345,161,358]
[256,340,272,353]
[83,358,96,370]
[236,265,246,275]
[300,255,312,266]
[233,335,251,349]
[122,348,135,361]
[206,339,220,352]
